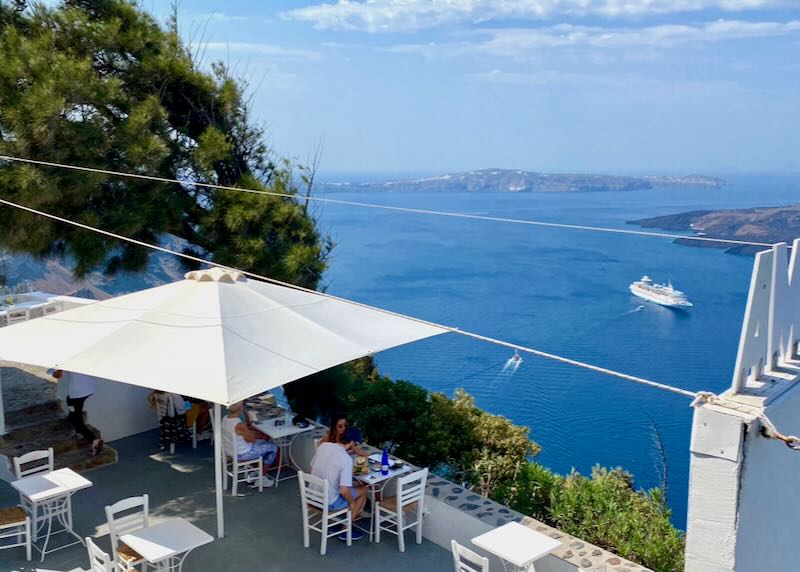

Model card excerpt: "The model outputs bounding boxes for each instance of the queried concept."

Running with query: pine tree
[0,0,331,287]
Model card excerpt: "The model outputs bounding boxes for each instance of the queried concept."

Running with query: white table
[254,414,314,485]
[354,459,412,542]
[11,468,92,561]
[120,518,213,572]
[472,521,561,572]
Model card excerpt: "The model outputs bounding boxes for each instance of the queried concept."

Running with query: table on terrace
[11,468,92,561]
[472,521,561,572]
[120,517,213,572]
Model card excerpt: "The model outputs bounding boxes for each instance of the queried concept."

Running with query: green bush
[549,466,685,572]
[493,462,563,522]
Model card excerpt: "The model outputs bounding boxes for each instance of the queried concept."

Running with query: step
[56,443,118,474]
[4,399,66,433]
[0,417,75,456]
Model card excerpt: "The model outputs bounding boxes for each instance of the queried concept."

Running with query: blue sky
[152,1,798,176]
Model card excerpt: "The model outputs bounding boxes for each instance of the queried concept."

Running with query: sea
[313,173,799,528]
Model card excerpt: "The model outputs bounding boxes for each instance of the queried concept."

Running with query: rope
[0,155,775,248]
[0,196,700,399]
[691,392,800,451]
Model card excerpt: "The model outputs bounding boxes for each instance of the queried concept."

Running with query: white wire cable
[0,195,698,399]
[0,155,775,248]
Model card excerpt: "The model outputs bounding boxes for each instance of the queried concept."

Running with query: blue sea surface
[313,174,799,528]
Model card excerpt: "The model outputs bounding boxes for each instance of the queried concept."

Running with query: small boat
[509,351,522,365]
[629,276,692,308]
[635,305,645,311]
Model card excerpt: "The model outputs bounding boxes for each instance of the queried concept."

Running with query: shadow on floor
[0,430,450,572]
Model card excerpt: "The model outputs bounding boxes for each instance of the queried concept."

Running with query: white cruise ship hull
[629,285,693,308]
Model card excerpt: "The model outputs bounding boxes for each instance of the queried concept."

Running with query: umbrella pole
[213,402,224,538]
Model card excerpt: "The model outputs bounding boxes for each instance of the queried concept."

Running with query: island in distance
[319,169,724,194]
[632,204,800,254]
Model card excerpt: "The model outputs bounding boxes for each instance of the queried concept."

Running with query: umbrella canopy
[0,267,447,405]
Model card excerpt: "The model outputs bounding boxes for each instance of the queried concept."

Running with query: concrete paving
[0,430,451,572]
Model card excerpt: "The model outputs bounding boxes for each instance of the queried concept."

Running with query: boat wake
[502,352,523,372]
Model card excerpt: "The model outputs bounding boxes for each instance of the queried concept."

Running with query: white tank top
[222,415,252,456]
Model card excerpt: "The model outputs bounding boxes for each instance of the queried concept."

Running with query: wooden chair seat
[378,498,418,513]
[117,541,144,563]
[0,506,27,526]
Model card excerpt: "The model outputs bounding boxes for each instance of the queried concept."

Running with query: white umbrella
[0,267,448,536]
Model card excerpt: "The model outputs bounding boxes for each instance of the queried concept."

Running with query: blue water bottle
[381,448,389,476]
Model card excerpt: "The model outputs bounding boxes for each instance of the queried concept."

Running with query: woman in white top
[223,402,278,488]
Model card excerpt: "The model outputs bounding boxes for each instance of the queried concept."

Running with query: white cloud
[380,19,800,60]
[282,0,788,33]
[470,68,737,94]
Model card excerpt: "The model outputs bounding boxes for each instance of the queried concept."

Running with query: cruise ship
[629,276,692,308]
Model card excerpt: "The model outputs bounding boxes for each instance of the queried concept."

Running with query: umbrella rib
[240,287,366,353]
[221,325,320,371]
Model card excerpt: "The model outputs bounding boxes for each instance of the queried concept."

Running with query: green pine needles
[0,0,331,285]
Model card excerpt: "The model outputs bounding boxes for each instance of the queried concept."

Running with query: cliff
[631,204,800,254]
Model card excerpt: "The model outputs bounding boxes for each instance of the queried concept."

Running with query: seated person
[321,414,370,457]
[185,397,211,440]
[311,426,369,541]
[223,402,277,488]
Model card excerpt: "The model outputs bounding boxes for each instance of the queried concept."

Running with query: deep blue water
[313,174,799,528]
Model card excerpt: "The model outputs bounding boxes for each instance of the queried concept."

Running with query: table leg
[272,435,301,486]
[152,549,193,572]
[33,493,84,561]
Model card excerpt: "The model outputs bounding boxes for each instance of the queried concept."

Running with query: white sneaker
[250,475,275,488]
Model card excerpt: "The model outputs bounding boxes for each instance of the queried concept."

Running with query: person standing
[50,369,104,456]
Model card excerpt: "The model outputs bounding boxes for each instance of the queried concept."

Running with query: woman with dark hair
[321,414,369,457]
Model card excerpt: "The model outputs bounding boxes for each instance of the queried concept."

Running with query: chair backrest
[221,417,238,459]
[397,468,428,509]
[298,470,329,514]
[13,448,54,479]
[86,537,115,572]
[451,540,490,572]
[42,301,61,316]
[105,495,149,554]
[6,308,29,325]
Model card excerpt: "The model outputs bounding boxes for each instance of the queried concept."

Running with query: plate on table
[368,454,397,468]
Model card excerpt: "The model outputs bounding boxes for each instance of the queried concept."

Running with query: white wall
[734,387,800,571]
[685,407,744,572]
[686,384,800,572]
[57,377,158,442]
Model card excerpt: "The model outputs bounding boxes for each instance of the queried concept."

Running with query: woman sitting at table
[223,402,277,488]
[321,414,370,457]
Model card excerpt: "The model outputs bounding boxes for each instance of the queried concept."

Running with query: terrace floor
[0,431,452,572]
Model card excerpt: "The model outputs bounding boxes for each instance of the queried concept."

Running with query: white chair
[105,495,149,572]
[451,539,489,572]
[297,471,351,556]
[86,537,116,572]
[13,448,54,541]
[0,506,31,561]
[375,467,428,552]
[6,307,29,325]
[221,419,263,495]
[42,301,62,316]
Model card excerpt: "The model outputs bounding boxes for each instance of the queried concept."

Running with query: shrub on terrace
[496,463,685,572]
